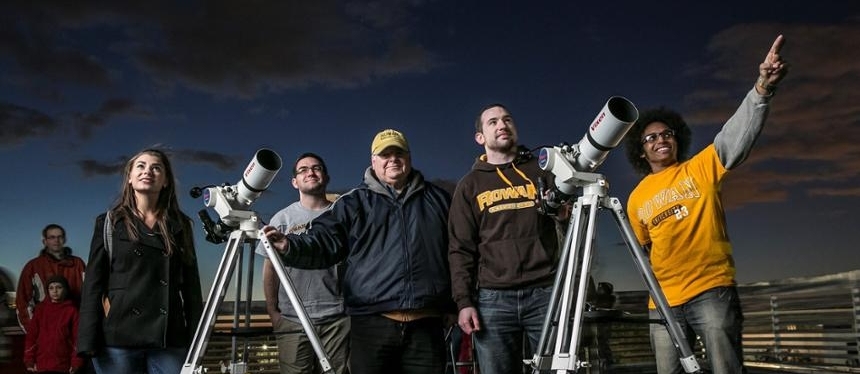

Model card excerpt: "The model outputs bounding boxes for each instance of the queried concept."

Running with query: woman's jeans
[92,346,187,374]
[650,286,745,374]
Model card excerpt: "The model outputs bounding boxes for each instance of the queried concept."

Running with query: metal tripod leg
[606,197,700,373]
[528,188,701,373]
[258,230,333,373]
[182,229,249,374]
[529,193,604,373]
[181,228,334,374]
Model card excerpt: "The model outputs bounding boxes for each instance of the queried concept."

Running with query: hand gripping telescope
[527,98,702,373]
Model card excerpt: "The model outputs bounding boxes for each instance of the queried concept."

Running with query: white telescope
[538,97,638,195]
[235,148,282,207]
[198,148,282,235]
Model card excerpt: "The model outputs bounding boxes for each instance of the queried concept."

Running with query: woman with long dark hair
[78,148,203,374]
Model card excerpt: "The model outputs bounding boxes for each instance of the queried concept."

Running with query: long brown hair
[109,148,194,262]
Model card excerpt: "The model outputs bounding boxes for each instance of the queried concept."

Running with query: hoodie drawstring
[495,163,536,195]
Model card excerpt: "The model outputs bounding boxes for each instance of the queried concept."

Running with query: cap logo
[371,129,409,154]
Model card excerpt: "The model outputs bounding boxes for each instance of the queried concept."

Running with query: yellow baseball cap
[371,129,410,155]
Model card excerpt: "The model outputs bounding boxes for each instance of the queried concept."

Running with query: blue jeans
[650,286,745,374]
[349,314,446,374]
[92,346,187,374]
[474,286,551,374]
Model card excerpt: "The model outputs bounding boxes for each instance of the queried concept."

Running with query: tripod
[526,171,701,374]
[181,211,333,374]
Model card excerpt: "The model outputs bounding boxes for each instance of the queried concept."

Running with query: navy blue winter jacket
[282,167,453,316]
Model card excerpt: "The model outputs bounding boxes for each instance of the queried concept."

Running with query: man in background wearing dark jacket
[263,129,453,374]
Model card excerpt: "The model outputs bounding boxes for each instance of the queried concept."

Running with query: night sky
[2,1,859,295]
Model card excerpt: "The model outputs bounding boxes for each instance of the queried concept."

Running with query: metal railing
[610,270,860,373]
[739,270,860,372]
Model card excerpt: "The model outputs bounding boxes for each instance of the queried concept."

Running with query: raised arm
[715,34,790,169]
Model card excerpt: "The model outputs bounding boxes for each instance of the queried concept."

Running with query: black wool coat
[78,213,203,354]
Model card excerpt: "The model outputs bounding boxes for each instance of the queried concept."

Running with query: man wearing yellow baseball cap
[370,128,410,155]
[263,128,454,373]
[369,129,412,193]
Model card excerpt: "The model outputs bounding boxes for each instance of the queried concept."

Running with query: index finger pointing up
[767,34,785,62]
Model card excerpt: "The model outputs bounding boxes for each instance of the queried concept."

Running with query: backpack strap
[101,211,114,316]
[103,210,113,260]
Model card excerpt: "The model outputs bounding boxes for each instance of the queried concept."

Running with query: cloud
[76,157,125,178]
[1,1,437,99]
[137,1,437,97]
[808,186,860,197]
[0,102,60,147]
[71,98,149,139]
[0,7,113,93]
[75,148,238,179]
[683,21,860,207]
[0,1,439,148]
[174,149,238,172]
[0,97,148,148]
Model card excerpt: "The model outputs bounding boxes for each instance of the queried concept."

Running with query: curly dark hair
[623,107,693,176]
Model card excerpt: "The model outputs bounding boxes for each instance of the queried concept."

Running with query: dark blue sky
[2,1,859,294]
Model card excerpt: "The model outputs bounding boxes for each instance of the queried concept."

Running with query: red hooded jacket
[23,298,84,372]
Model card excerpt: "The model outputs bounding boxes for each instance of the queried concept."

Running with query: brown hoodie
[448,150,559,310]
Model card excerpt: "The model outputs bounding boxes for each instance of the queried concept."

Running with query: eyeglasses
[295,165,324,176]
[641,129,675,144]
[45,235,65,240]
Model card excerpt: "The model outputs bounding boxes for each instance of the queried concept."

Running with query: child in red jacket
[24,275,83,374]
